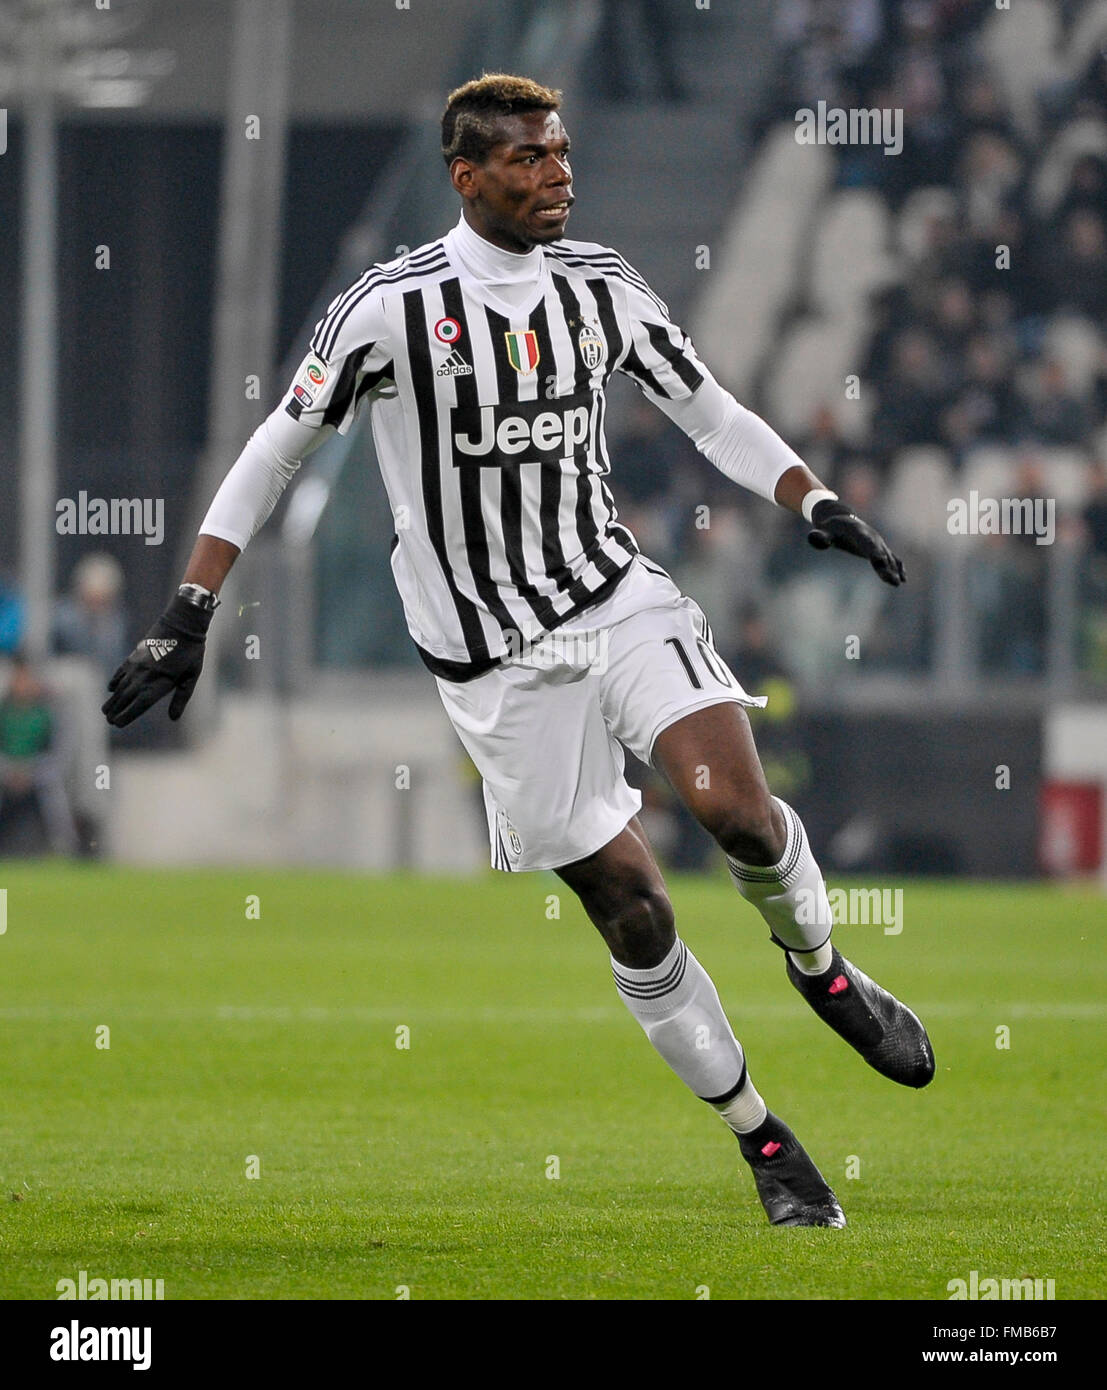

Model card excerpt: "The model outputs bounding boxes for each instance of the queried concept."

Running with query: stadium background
[4,0,1107,882]
[1,0,1105,1311]
[0,0,1102,880]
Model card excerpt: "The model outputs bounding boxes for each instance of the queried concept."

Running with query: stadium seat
[763,311,872,441]
[1066,0,1107,79]
[1038,447,1093,513]
[1042,314,1106,400]
[895,187,958,266]
[693,123,834,397]
[1031,116,1107,219]
[980,0,1063,137]
[810,190,898,315]
[884,448,955,547]
[961,446,1018,509]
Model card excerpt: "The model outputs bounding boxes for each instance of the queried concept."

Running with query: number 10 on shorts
[664,636,734,690]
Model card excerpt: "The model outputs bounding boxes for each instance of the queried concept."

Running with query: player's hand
[807,499,906,587]
[102,591,216,727]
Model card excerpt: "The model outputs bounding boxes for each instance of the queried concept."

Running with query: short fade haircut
[441,73,562,168]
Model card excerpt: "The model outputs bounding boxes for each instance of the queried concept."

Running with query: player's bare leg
[653,702,935,1088]
[555,817,846,1227]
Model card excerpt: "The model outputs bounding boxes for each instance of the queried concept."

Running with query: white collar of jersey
[449,214,544,297]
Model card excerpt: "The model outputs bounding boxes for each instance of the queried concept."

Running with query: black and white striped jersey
[201,218,805,680]
[282,225,711,678]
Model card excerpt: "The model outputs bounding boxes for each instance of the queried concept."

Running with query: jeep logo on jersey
[504,329,540,375]
[452,390,595,466]
[578,324,605,370]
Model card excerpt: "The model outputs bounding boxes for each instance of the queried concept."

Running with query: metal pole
[18,10,58,659]
[934,543,973,696]
[1046,538,1078,696]
[177,0,293,730]
[185,0,293,556]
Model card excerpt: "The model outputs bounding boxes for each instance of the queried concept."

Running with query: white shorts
[435,557,767,873]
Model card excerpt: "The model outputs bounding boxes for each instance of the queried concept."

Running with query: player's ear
[450,156,479,200]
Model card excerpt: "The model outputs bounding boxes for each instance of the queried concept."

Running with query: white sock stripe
[726,802,805,885]
[777,802,809,890]
[727,799,832,954]
[611,942,688,999]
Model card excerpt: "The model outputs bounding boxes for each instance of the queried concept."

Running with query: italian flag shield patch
[504,329,540,375]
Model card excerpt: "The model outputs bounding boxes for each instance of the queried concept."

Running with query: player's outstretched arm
[101,535,239,729]
[774,463,906,588]
[612,272,906,588]
[102,273,392,729]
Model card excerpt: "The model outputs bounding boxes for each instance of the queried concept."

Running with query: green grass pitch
[0,863,1103,1300]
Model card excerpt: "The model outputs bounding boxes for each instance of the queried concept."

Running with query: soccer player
[103,75,934,1227]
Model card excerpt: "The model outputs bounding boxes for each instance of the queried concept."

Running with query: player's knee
[601,882,676,969]
[703,795,785,866]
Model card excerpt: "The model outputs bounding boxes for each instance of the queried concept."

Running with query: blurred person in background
[1078,459,1107,678]
[970,455,1050,675]
[1052,152,1107,227]
[871,327,949,451]
[0,656,78,857]
[1049,209,1107,321]
[1019,357,1093,446]
[940,330,1021,448]
[0,573,25,656]
[617,393,690,505]
[724,604,811,813]
[594,0,686,103]
[53,552,130,681]
[766,461,899,681]
[671,500,767,658]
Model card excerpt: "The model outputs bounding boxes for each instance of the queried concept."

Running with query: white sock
[726,797,835,957]
[612,937,748,1102]
[789,942,834,975]
[711,1070,768,1135]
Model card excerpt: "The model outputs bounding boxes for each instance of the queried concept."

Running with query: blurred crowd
[613,0,1107,685]
[0,552,127,857]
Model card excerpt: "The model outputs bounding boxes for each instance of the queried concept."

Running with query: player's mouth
[533,197,574,224]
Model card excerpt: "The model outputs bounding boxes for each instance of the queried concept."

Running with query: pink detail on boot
[761,1140,781,1157]
[829,974,849,995]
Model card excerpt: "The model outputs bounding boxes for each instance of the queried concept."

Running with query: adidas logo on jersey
[143,638,178,661]
[435,349,474,379]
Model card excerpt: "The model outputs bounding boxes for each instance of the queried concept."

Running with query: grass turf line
[0,864,1102,1300]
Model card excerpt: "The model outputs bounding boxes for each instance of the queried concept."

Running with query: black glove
[807,498,906,587]
[102,590,216,728]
